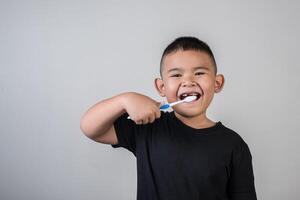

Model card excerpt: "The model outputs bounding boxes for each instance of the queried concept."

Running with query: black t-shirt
[111,111,257,200]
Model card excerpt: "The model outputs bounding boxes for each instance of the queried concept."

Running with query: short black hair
[160,36,217,77]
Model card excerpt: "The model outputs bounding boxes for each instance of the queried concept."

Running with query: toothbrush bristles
[184,96,197,102]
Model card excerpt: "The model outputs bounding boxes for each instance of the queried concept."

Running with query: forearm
[80,92,128,139]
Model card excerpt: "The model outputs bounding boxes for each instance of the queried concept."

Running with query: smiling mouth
[179,92,202,101]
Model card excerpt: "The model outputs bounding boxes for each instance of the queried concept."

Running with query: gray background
[1,0,299,199]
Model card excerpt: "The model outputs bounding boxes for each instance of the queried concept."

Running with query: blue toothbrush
[127,96,197,119]
[158,95,197,110]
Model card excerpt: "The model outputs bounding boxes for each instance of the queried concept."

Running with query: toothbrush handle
[169,99,184,107]
[159,104,170,110]
[127,101,183,119]
[159,99,184,110]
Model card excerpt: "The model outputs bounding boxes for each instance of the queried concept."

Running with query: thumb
[156,100,165,107]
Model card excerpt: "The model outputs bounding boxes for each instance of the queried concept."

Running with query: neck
[174,111,216,129]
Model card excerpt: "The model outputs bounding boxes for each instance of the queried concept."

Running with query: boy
[80,36,257,200]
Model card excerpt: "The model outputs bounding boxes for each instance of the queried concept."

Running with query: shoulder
[218,123,249,150]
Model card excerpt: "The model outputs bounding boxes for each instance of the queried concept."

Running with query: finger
[154,109,161,119]
[142,118,149,125]
[155,101,163,107]
[149,114,156,123]
[135,120,142,125]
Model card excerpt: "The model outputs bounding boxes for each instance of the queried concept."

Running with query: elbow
[80,117,92,138]
[79,117,102,141]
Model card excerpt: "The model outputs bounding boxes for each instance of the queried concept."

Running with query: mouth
[178,92,202,102]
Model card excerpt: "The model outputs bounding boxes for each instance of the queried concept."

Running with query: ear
[214,74,225,93]
[154,78,166,97]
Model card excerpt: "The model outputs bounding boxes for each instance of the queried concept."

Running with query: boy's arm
[80,93,127,144]
[80,92,161,144]
[228,140,257,200]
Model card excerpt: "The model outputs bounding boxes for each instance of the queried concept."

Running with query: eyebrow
[167,66,210,74]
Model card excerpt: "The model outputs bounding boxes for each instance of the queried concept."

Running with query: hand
[121,92,162,125]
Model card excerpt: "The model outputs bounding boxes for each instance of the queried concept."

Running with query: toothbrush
[159,95,197,110]
[127,95,197,119]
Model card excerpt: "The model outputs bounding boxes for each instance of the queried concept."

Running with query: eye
[195,72,205,76]
[170,74,181,77]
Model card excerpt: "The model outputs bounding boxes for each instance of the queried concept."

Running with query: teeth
[182,92,199,96]
[179,92,201,100]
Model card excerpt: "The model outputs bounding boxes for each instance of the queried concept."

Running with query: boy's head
[159,36,218,78]
[155,36,225,118]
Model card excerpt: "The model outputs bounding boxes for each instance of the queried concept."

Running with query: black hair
[160,36,217,77]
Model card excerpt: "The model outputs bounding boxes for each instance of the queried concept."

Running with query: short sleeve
[228,139,257,200]
[111,112,137,155]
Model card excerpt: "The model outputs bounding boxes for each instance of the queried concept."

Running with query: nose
[182,80,197,87]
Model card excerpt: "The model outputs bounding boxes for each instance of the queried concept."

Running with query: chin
[174,108,205,118]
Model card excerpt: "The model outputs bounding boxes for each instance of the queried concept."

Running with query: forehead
[162,50,214,74]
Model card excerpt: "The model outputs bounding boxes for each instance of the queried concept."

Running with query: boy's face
[155,50,224,118]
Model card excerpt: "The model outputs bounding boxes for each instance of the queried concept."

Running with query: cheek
[164,80,179,95]
[199,78,215,92]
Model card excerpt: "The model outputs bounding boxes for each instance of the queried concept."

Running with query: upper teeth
[181,92,199,97]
